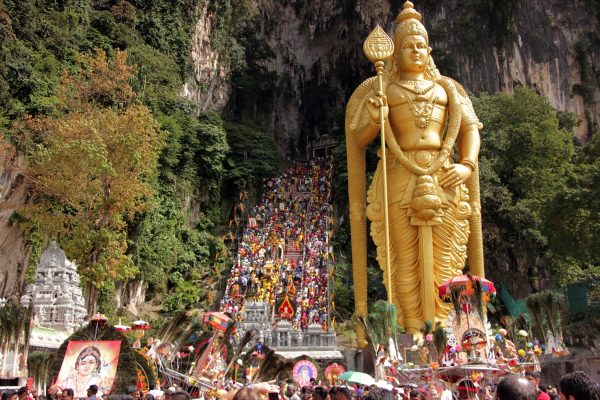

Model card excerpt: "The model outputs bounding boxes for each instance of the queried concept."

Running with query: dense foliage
[0,0,280,316]
[475,88,598,300]
[17,50,164,314]
[475,88,575,290]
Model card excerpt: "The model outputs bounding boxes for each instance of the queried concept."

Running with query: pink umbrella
[114,324,131,333]
[132,320,151,330]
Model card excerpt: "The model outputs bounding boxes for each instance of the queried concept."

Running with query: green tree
[222,120,279,195]
[1,0,235,316]
[545,133,600,298]
[127,187,228,312]
[19,49,164,313]
[474,87,575,291]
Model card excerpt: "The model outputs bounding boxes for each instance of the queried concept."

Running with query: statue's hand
[439,164,472,188]
[366,92,388,124]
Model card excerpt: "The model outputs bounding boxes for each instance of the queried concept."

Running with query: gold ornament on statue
[363,25,395,62]
[345,0,485,344]
[410,175,442,220]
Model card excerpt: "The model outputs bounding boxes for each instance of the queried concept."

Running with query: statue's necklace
[399,80,435,95]
[398,83,437,128]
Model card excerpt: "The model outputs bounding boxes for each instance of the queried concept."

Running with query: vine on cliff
[574,38,596,105]
[573,38,598,134]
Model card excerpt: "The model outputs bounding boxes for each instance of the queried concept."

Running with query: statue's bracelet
[460,158,477,171]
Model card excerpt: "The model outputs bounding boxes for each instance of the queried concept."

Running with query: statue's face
[397,34,429,73]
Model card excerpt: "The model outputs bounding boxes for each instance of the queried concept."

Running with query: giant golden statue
[346,1,485,342]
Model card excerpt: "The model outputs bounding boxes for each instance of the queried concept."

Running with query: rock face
[190,0,599,145]
[183,0,231,113]
[424,0,600,139]
[0,148,30,298]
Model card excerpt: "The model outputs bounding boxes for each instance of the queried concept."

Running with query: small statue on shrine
[419,346,430,366]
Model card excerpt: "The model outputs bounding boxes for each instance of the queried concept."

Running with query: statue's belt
[384,151,472,225]
[375,149,454,205]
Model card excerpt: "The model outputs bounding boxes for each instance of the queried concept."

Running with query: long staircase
[219,157,340,360]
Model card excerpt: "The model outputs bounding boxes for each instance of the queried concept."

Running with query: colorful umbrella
[90,313,108,328]
[338,371,376,386]
[114,324,131,333]
[131,320,150,343]
[132,320,151,330]
[438,274,496,302]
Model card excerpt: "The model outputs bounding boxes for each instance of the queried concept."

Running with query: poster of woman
[292,360,318,388]
[56,341,121,398]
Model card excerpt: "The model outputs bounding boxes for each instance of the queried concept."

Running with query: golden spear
[363,26,395,303]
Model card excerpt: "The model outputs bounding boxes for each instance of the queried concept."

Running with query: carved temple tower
[20,241,87,333]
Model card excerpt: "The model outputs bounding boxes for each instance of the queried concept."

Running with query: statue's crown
[396,1,422,24]
[395,1,428,43]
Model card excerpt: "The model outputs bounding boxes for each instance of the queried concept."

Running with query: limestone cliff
[424,0,600,139]
[0,147,30,298]
[183,0,231,112]
[190,0,599,143]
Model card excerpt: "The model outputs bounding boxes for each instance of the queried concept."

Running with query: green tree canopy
[19,49,164,313]
[474,87,575,292]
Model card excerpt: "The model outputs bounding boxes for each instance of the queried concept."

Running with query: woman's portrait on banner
[56,341,121,398]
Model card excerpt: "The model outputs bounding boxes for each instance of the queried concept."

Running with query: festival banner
[292,360,318,388]
[324,363,345,385]
[56,340,121,398]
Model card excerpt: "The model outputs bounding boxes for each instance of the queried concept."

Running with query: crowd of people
[2,369,597,400]
[222,370,600,400]
[0,384,193,400]
[220,157,334,331]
